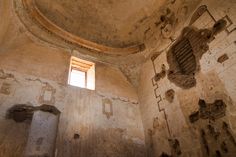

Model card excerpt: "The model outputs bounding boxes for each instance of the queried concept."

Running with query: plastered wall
[0,67,146,157]
[0,1,146,156]
[138,0,236,156]
[1,0,236,156]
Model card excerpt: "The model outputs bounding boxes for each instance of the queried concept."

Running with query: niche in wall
[68,56,95,90]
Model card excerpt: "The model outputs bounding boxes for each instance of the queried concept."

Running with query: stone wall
[138,0,236,156]
[1,0,236,156]
[0,67,146,157]
[0,1,146,156]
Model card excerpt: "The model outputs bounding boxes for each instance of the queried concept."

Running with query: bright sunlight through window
[68,57,95,90]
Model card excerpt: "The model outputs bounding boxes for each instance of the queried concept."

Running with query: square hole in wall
[68,56,95,90]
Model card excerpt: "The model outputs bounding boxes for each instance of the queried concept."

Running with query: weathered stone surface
[138,0,236,156]
[165,89,175,103]
[167,20,226,89]
[217,54,229,63]
[1,0,236,157]
[24,111,60,157]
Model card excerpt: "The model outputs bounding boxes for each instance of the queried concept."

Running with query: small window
[68,57,95,90]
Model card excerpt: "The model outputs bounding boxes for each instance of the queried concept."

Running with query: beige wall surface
[1,0,236,157]
[0,1,145,156]
[138,0,236,156]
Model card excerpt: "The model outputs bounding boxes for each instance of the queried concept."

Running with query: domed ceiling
[13,0,201,86]
[35,0,165,48]
[15,0,201,56]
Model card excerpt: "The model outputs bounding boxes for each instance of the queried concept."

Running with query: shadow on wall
[6,104,60,122]
[0,104,60,157]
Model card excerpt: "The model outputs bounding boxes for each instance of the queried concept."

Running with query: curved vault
[13,0,146,56]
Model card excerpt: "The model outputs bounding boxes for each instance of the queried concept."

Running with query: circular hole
[74,134,80,139]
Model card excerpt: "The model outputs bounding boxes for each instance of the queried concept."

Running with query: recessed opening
[68,57,95,90]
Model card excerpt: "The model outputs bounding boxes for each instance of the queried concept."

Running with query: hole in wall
[74,133,80,140]
[215,150,222,157]
[217,54,229,63]
[166,19,227,89]
[154,64,166,82]
[6,104,60,122]
[6,104,34,122]
[213,19,227,34]
[160,152,172,157]
[165,89,175,103]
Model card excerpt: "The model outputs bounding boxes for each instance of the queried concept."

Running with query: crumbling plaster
[0,67,145,156]
[138,0,236,156]
[0,1,145,156]
[1,0,236,156]
[12,0,204,87]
